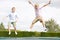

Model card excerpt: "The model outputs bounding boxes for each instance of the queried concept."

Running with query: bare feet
[9,31,11,35]
[15,31,17,35]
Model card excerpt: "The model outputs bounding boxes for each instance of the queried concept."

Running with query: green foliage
[0,22,5,30]
[0,19,60,37]
[0,30,60,37]
[45,19,60,33]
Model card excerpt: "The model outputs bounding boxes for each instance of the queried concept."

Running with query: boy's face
[35,4,39,9]
[12,7,15,13]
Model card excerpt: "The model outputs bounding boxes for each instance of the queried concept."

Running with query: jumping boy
[28,0,51,31]
[4,7,18,35]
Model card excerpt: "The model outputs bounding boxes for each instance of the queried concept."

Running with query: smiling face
[11,7,16,13]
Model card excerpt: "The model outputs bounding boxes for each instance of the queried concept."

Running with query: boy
[28,0,51,31]
[5,7,18,35]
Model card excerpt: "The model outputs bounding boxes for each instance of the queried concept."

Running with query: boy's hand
[49,0,51,4]
[28,0,34,7]
[15,20,17,23]
[28,1,31,4]
[39,0,51,10]
[15,18,18,23]
[15,21,17,23]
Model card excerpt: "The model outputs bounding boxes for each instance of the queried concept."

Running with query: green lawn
[0,30,60,37]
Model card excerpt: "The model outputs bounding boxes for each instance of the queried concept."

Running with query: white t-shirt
[35,8,40,17]
[8,12,18,22]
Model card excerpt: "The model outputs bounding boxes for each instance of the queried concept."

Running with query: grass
[0,30,60,37]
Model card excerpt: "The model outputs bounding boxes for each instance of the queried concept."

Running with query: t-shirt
[35,8,40,17]
[8,12,18,22]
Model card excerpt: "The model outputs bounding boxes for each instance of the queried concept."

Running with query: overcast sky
[0,0,60,32]
[0,0,60,8]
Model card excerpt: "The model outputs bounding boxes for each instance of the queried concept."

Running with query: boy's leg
[39,16,45,27]
[12,22,17,35]
[8,22,11,35]
[39,16,48,31]
[30,18,38,29]
[41,20,45,27]
[41,21,48,31]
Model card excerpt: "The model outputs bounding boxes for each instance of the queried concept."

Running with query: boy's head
[34,3,39,8]
[11,7,16,13]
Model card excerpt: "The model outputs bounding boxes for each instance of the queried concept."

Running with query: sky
[0,0,60,32]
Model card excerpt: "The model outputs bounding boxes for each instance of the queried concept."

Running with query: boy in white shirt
[7,7,18,35]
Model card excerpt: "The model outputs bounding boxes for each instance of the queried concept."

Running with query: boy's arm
[15,18,18,23]
[39,0,51,9]
[28,0,34,7]
[15,15,18,22]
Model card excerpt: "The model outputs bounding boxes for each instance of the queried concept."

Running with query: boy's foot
[43,27,48,32]
[9,31,11,35]
[44,28,48,31]
[15,31,17,35]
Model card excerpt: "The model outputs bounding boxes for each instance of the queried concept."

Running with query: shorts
[32,16,43,24]
[8,22,16,26]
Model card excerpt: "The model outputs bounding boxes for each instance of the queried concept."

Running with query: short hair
[35,3,39,7]
[12,7,15,10]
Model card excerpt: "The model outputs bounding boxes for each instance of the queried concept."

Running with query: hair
[12,7,15,10]
[35,3,39,7]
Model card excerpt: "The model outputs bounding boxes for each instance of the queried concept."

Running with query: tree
[45,19,60,33]
[0,22,5,30]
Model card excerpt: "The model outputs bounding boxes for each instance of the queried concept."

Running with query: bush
[0,22,5,30]
[45,19,60,33]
